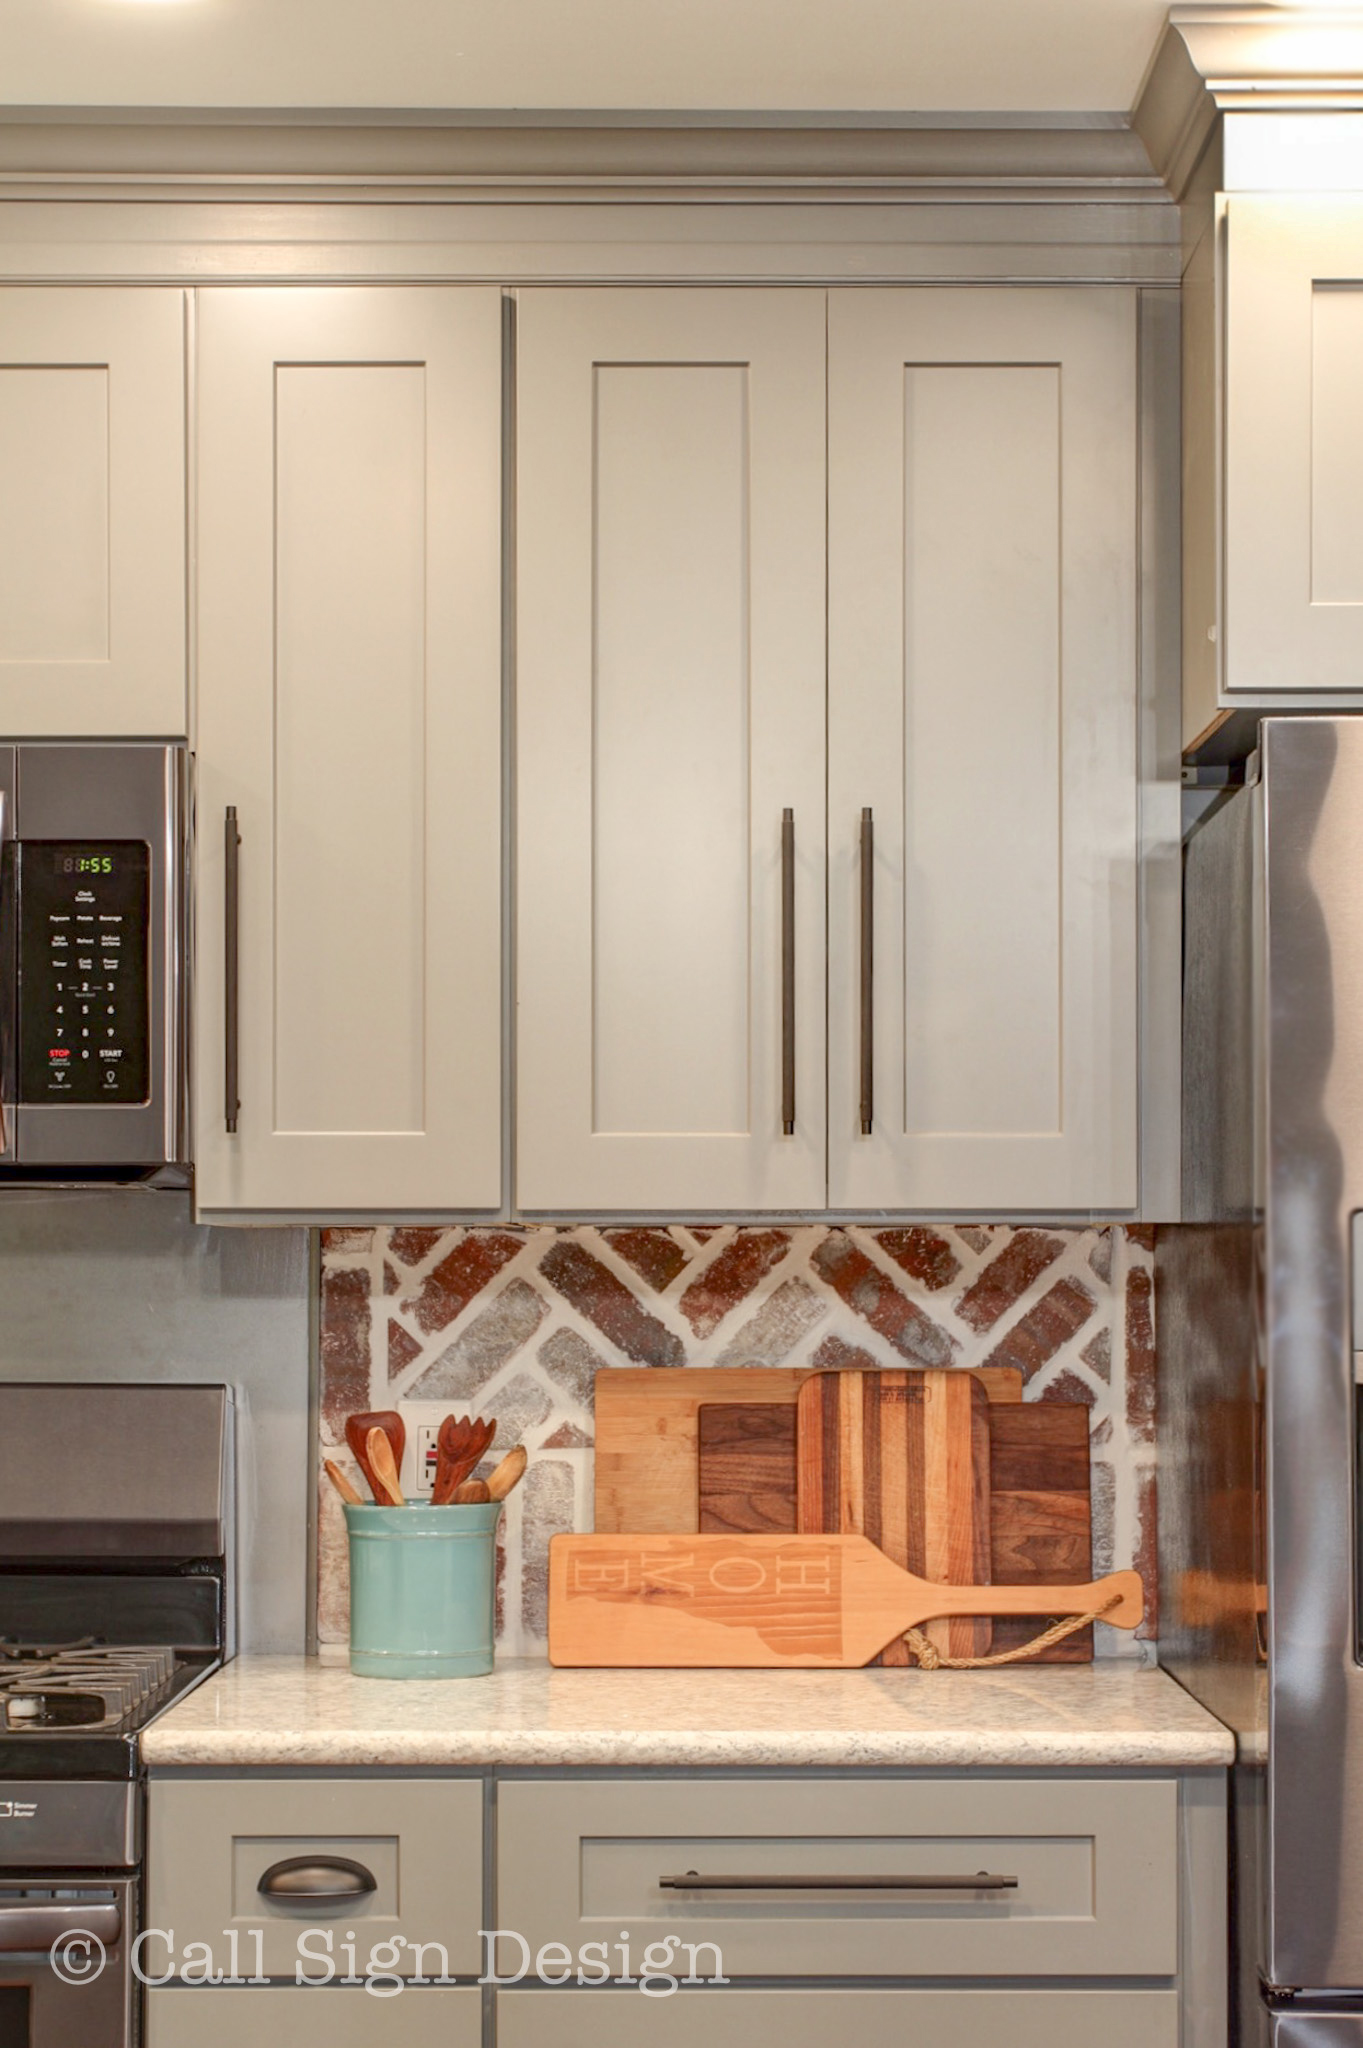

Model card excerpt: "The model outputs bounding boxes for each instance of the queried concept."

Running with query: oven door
[0,1878,134,2048]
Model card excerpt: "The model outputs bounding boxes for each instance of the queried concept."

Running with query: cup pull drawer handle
[0,1902,122,1953]
[659,1870,1018,1892]
[258,1856,377,1901]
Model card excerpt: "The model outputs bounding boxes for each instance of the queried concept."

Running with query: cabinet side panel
[1310,286,1363,607]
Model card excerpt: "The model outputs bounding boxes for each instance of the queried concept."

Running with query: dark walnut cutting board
[695,1377,1094,1665]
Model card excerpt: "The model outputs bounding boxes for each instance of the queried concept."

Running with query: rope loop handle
[901,1592,1123,1671]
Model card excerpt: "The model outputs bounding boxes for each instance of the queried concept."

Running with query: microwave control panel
[17,842,152,1105]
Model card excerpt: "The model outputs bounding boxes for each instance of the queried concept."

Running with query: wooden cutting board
[594,1364,1021,1536]
[796,1369,992,1662]
[698,1392,1094,1664]
[548,1531,1142,1668]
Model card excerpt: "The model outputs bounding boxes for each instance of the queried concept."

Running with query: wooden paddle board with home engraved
[547,1532,1142,1668]
[796,1369,993,1663]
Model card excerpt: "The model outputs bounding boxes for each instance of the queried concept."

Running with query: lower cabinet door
[497,1988,1178,2046]
[146,1984,481,2046]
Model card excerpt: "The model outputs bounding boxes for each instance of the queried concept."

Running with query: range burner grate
[0,1643,180,1732]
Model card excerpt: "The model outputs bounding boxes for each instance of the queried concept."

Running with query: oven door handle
[0,1901,122,1953]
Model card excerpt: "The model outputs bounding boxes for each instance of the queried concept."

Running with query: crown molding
[0,110,1164,204]
[1134,8,1363,198]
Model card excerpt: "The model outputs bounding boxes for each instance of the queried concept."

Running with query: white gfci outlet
[413,1424,440,1498]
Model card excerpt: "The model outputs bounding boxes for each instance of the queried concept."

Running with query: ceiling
[0,0,1177,116]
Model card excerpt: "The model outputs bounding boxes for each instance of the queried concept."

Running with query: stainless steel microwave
[0,743,187,1179]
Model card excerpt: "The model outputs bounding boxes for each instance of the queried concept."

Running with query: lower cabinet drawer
[495,1775,1177,1979]
[146,1985,481,2046]
[496,1988,1179,2047]
[147,1775,484,1978]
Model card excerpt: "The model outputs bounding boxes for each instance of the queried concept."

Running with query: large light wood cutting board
[593,1364,1021,1536]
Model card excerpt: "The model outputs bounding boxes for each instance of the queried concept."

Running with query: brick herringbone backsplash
[317,1224,1157,1659]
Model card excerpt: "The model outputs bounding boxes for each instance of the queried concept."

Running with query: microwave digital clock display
[16,841,152,1106]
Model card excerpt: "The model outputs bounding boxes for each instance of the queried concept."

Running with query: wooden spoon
[323,1459,364,1506]
[452,1478,491,1503]
[432,1414,497,1505]
[346,1410,406,1500]
[365,1426,405,1507]
[485,1445,528,1501]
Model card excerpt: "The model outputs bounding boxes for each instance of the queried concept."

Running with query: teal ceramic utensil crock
[344,1499,502,1678]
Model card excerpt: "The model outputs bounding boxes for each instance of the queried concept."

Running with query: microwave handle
[225,806,240,1135]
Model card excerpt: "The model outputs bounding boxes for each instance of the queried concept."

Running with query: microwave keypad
[18,842,152,1105]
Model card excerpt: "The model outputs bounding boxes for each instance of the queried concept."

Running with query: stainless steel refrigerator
[1165,715,1363,2044]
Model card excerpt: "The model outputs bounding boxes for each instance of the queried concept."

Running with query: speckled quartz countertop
[141,1658,1233,1770]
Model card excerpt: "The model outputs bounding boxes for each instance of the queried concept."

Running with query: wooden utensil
[323,1458,364,1506]
[594,1365,1021,1535]
[548,1532,1142,1668]
[698,1405,798,1535]
[432,1415,497,1505]
[797,1369,993,1661]
[365,1426,405,1507]
[452,1478,491,1503]
[346,1410,407,1501]
[485,1445,528,1501]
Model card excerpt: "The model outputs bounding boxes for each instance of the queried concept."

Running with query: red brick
[321,1228,373,1254]
[383,1261,400,1296]
[1039,1365,1097,1408]
[319,1265,371,1444]
[680,1231,793,1339]
[408,1231,525,1336]
[602,1228,690,1293]
[871,1227,960,1292]
[387,1226,449,1269]
[956,1229,1066,1332]
[811,1334,881,1374]
[1126,1225,1158,1255]
[1125,1266,1156,1444]
[810,1236,956,1368]
[1080,1327,1112,1383]
[541,1242,685,1367]
[388,1320,422,1382]
[543,1420,593,1449]
[982,1276,1096,1383]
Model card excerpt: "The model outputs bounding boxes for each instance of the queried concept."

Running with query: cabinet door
[0,288,185,734]
[1225,197,1363,694]
[828,288,1137,1213]
[148,1987,480,2047]
[516,289,826,1213]
[194,288,502,1215]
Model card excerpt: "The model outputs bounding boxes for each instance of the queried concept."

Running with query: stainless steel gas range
[0,1385,232,2048]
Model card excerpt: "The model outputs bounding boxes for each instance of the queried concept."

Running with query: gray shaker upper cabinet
[827,288,1138,1215]
[193,287,503,1218]
[1185,196,1363,746]
[517,284,1139,1217]
[515,287,829,1215]
[0,289,186,736]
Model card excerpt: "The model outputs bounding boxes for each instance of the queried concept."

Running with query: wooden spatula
[432,1415,497,1505]
[548,1532,1142,1668]
[346,1410,406,1500]
[365,1426,405,1507]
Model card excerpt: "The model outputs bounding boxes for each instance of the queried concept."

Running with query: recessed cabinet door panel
[0,288,185,734]
[195,288,502,1215]
[828,288,1137,1213]
[516,289,826,1213]
[1225,198,1363,693]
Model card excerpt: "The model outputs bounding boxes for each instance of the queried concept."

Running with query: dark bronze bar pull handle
[781,807,795,1135]
[225,806,241,1135]
[258,1855,377,1902]
[659,1870,1018,1892]
[860,806,874,1135]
